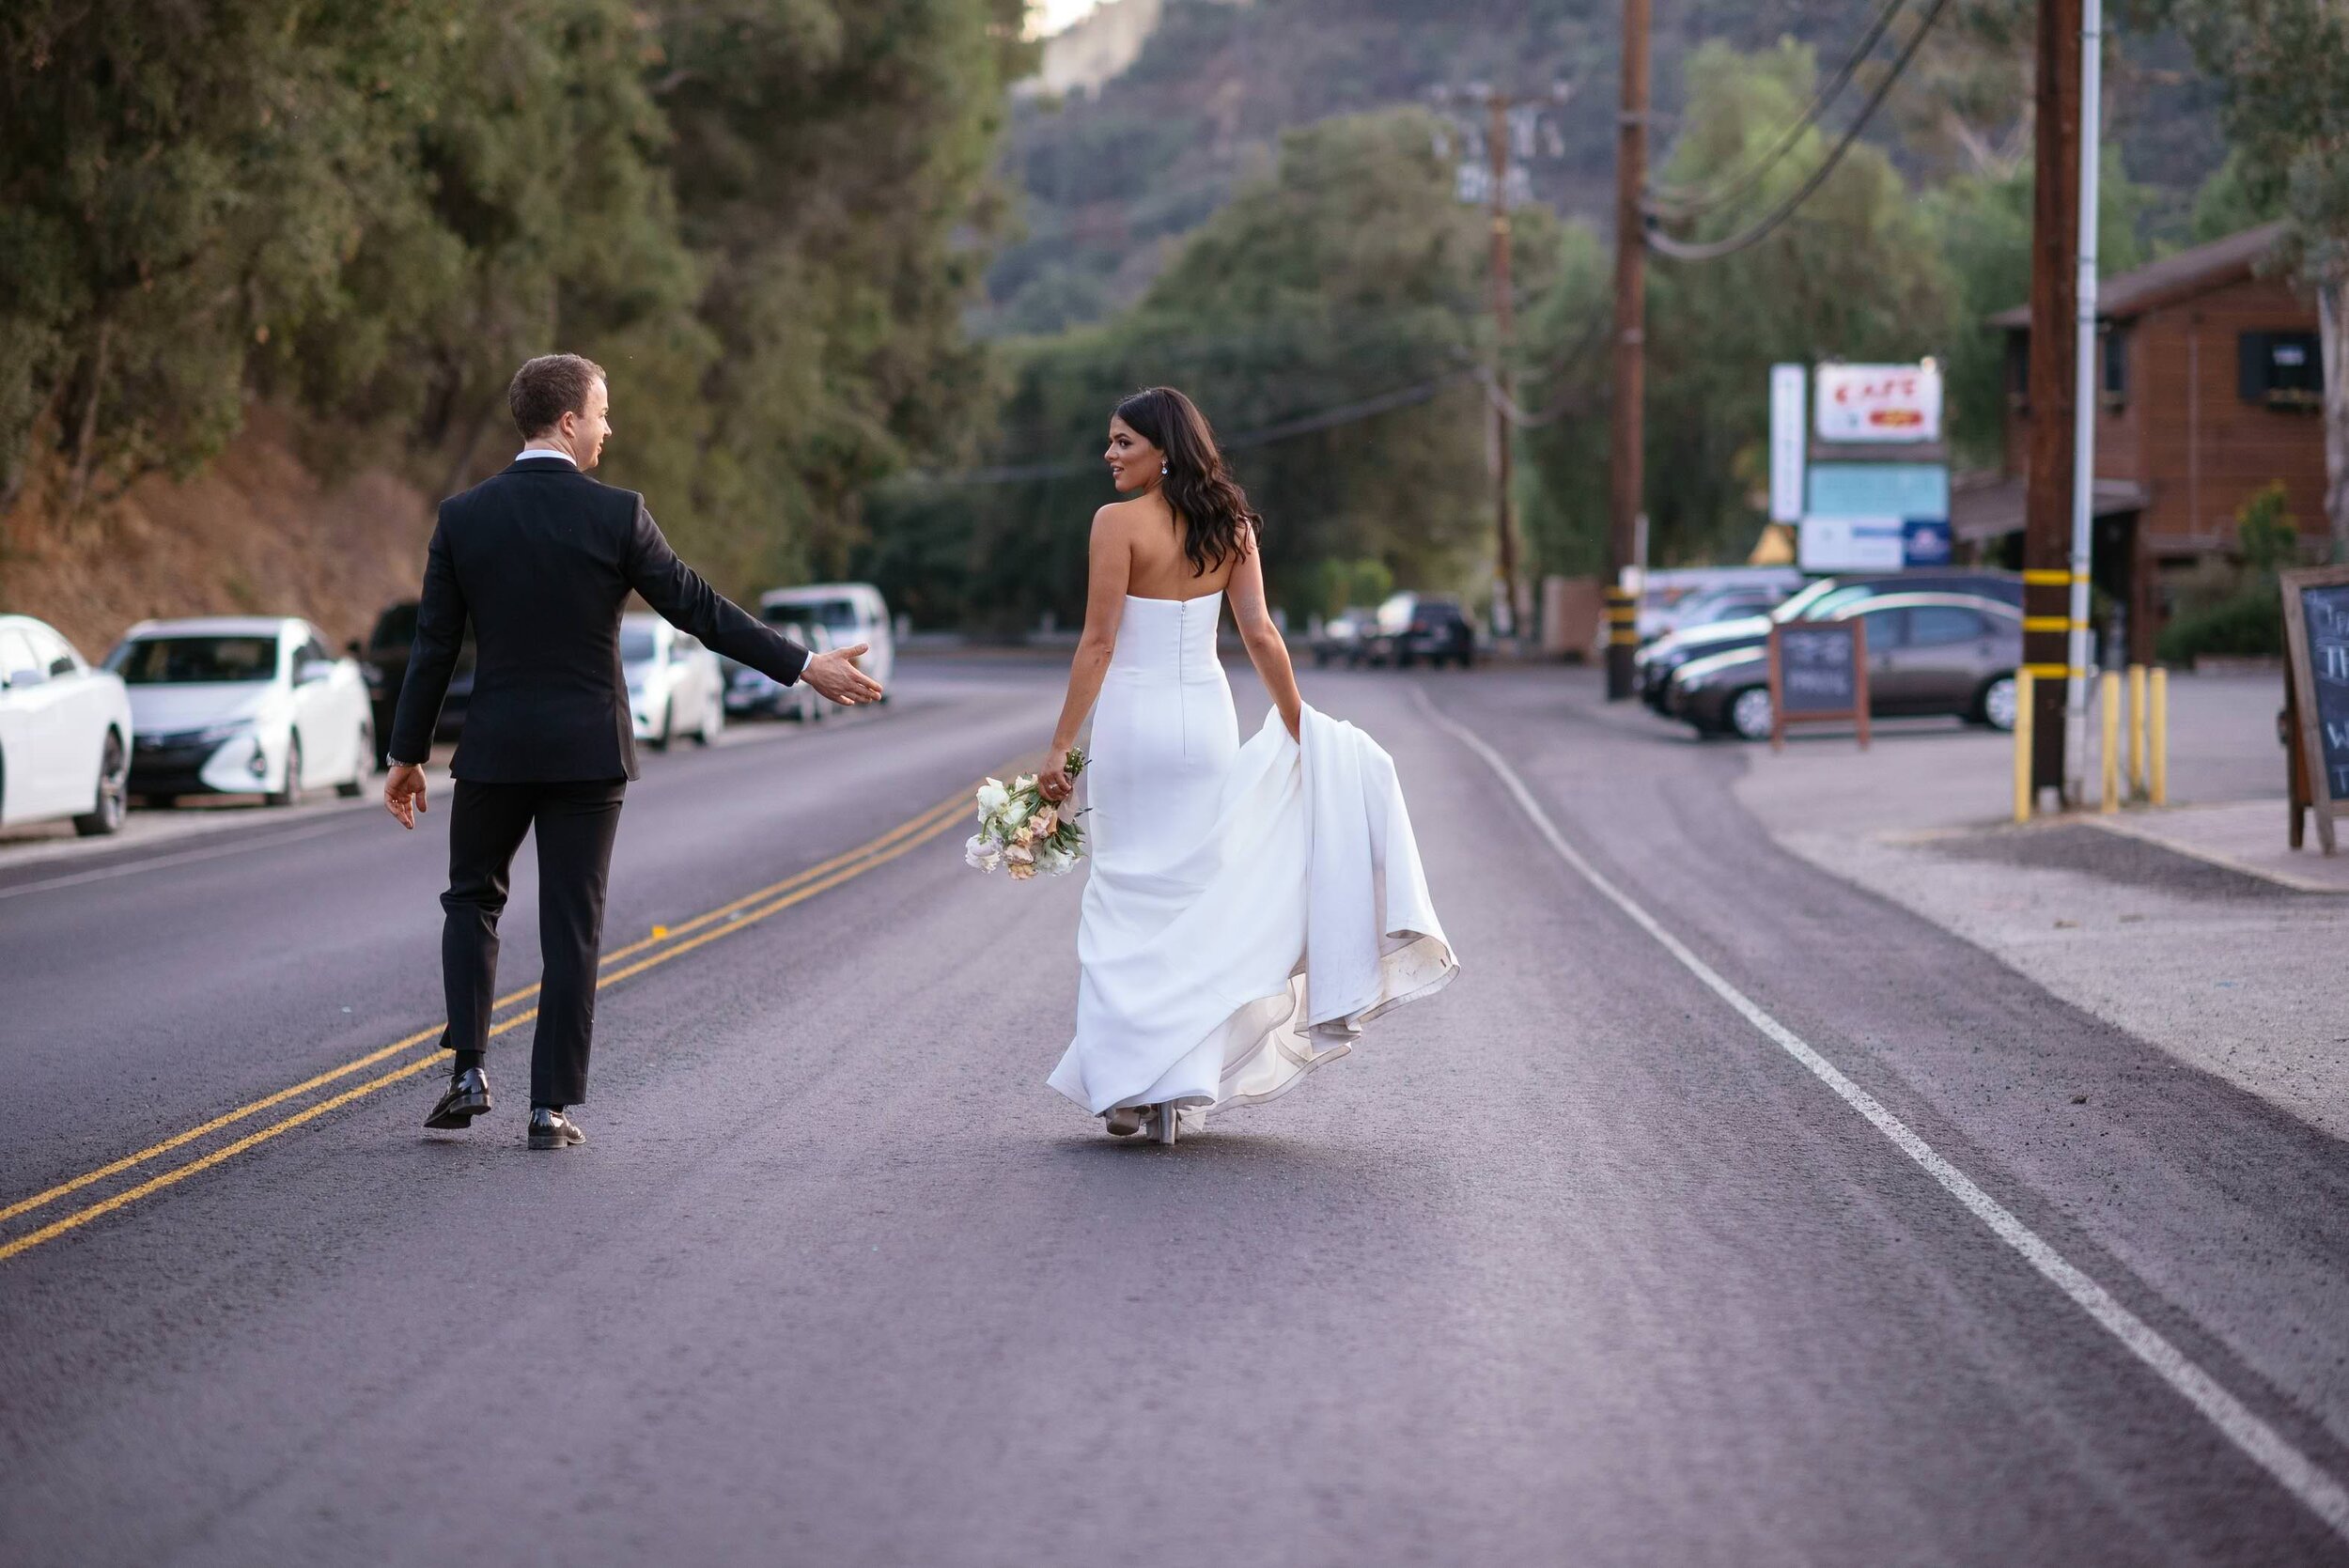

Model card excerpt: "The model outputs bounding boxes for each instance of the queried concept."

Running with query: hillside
[982,0,2231,334]
[0,416,432,660]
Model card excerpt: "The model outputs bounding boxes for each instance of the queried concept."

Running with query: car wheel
[1729,687,1776,743]
[1977,674,2020,732]
[647,699,673,753]
[337,722,373,797]
[73,731,129,836]
[268,735,303,806]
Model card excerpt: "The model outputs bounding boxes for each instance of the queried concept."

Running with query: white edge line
[0,819,351,901]
[1410,687,2349,1544]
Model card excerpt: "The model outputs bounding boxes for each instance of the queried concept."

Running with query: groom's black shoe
[528,1107,586,1150]
[425,1067,492,1129]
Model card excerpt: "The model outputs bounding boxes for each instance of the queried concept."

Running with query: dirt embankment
[1,411,435,660]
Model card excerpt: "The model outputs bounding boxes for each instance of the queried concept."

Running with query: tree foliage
[868,108,1553,631]
[0,0,1032,587]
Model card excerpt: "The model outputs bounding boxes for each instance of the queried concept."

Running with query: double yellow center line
[0,784,981,1265]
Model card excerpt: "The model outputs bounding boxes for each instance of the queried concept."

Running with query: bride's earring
[1160,462,1168,475]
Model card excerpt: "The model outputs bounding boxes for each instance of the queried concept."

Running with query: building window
[2101,324,2128,407]
[2238,331,2325,410]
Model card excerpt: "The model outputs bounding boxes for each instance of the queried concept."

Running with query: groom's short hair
[508,353,606,438]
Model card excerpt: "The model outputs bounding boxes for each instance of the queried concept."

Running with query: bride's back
[1115,493,1240,602]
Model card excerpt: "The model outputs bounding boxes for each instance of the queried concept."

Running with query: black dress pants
[440,777,627,1107]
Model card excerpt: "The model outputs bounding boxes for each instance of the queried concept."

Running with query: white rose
[975,780,1011,817]
[963,834,1003,872]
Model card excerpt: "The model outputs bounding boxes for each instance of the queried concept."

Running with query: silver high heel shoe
[1152,1101,1180,1145]
[1104,1105,1146,1138]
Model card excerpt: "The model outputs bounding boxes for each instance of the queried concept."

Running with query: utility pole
[1606,0,1650,699]
[1488,92,1523,644]
[2023,0,2082,803]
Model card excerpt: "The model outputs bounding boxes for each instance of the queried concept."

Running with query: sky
[1032,0,1106,37]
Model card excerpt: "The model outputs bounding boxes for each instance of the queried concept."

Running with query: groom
[383,353,881,1148]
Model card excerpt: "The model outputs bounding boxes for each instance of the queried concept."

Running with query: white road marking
[1414,689,2349,1544]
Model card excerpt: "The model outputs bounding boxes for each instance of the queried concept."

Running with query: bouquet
[965,750,1089,879]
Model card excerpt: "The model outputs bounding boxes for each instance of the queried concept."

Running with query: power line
[1643,0,1953,264]
[903,369,1480,487]
[1485,304,1610,427]
[1643,0,1915,221]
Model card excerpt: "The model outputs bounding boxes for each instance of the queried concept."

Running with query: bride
[1038,386,1457,1143]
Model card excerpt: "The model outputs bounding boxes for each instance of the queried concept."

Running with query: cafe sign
[1814,363,1942,443]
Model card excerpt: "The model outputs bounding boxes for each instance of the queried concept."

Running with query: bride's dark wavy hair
[1112,385,1261,576]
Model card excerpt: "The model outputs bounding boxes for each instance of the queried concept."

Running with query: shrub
[2155,586,2283,662]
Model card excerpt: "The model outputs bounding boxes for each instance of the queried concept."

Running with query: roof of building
[1987,221,2289,329]
[1949,472,2151,542]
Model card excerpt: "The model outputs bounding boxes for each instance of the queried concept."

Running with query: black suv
[360,599,474,767]
[1383,596,1475,668]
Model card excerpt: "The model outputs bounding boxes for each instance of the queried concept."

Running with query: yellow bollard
[2013,668,2035,824]
[2149,666,2169,806]
[2100,670,2121,813]
[2127,663,2147,801]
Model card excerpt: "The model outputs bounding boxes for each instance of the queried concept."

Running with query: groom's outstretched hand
[801,644,884,706]
[383,763,428,830]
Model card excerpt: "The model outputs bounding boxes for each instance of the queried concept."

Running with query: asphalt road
[3,656,2345,1566]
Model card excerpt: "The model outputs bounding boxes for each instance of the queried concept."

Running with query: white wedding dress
[1045,591,1457,1135]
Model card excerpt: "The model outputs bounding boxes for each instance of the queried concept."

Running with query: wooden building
[1956,221,2328,662]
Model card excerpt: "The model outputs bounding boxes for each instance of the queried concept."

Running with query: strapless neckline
[1125,591,1223,606]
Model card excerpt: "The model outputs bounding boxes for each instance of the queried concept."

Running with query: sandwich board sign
[2281,565,2349,854]
[1767,619,1871,752]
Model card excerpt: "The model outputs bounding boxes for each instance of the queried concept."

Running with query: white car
[622,614,724,751]
[723,620,832,723]
[759,582,893,700]
[107,616,375,807]
[0,613,134,836]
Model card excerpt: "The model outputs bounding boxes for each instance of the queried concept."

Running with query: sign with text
[1814,363,1943,443]
[1767,619,1871,751]
[1769,364,1807,522]
[1797,516,1905,573]
[2281,566,2349,854]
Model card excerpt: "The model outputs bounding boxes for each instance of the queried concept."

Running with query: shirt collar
[514,447,577,465]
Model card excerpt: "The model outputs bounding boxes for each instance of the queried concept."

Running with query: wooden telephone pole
[1606,0,1650,699]
[1487,93,1523,642]
[2023,0,2083,800]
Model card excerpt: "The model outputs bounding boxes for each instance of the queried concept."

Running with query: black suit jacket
[388,459,809,782]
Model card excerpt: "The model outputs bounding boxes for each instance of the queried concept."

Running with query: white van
[758,582,894,700]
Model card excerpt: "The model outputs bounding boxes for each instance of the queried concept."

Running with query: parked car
[1312,608,1377,669]
[1668,592,2024,740]
[107,616,375,805]
[1362,592,1476,668]
[1651,582,1791,641]
[1394,596,1475,667]
[359,598,474,768]
[759,582,893,700]
[722,620,833,722]
[621,614,724,751]
[1636,567,1804,643]
[1638,570,2023,713]
[0,613,133,836]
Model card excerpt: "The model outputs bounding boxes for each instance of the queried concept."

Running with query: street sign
[2281,565,2349,854]
[1902,518,1953,567]
[1815,363,1943,442]
[1769,365,1806,523]
[1806,461,1950,520]
[1767,619,1871,751]
[1798,516,1905,573]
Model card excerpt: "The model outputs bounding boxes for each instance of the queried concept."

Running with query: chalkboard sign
[2281,566,2349,855]
[1767,618,1871,751]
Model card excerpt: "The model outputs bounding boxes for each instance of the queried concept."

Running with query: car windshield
[770,599,860,633]
[1770,580,1843,622]
[619,627,659,663]
[110,636,279,684]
